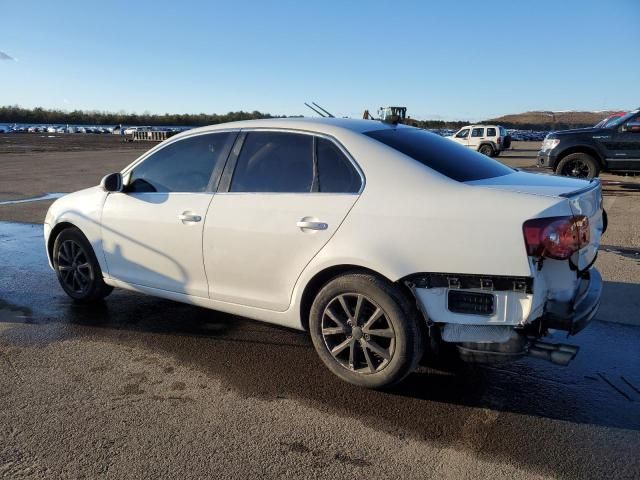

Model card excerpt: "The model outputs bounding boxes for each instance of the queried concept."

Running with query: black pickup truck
[537,109,640,178]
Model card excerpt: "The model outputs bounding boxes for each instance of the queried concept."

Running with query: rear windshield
[364,128,513,182]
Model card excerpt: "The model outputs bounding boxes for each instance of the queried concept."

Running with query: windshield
[364,127,513,182]
[603,110,638,128]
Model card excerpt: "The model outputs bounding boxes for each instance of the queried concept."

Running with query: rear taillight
[497,136,502,145]
[523,216,590,260]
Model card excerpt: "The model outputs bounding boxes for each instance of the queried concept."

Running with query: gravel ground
[1,135,639,479]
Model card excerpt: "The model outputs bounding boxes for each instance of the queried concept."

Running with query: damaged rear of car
[362,127,605,368]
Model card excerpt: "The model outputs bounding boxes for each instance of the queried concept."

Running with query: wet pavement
[0,193,66,206]
[1,220,640,479]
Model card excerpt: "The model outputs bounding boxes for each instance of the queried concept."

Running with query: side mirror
[100,172,123,192]
[622,121,640,133]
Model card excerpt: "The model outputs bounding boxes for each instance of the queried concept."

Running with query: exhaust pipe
[528,341,579,366]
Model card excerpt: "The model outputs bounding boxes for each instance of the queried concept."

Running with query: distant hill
[484,110,623,130]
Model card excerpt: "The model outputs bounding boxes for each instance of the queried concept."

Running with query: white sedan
[44,118,604,388]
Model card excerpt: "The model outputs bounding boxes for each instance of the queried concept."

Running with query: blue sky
[1,0,638,120]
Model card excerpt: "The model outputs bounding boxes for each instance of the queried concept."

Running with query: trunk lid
[466,171,590,197]
[468,171,604,270]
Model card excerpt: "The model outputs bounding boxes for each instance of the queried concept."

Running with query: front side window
[605,110,639,128]
[230,132,313,193]
[364,127,513,182]
[127,132,235,193]
[455,129,469,139]
[487,127,497,137]
[471,128,484,137]
[316,138,361,193]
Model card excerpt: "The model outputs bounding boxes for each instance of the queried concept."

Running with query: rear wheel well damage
[554,146,603,168]
[299,265,417,332]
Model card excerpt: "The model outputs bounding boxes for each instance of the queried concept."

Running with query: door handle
[179,212,202,223]
[297,220,328,231]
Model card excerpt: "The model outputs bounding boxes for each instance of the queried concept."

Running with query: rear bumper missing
[541,267,602,335]
[410,268,602,366]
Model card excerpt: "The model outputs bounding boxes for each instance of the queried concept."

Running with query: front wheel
[555,153,600,178]
[309,273,423,389]
[53,227,113,303]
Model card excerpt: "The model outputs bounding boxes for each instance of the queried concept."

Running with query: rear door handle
[179,212,202,223]
[297,220,328,231]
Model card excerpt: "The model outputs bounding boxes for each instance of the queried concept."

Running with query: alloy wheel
[57,239,92,294]
[321,293,396,374]
[562,159,590,178]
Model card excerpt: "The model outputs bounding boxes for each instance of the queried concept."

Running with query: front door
[203,131,362,311]
[101,131,236,297]
[452,128,470,147]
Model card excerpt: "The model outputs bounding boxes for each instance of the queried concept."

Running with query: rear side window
[230,132,313,193]
[128,132,235,193]
[486,127,497,137]
[364,128,513,182]
[316,138,361,193]
[471,128,484,137]
[499,127,507,136]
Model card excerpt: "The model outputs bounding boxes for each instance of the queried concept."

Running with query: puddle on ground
[0,193,66,206]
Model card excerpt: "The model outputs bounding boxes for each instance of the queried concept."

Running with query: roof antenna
[304,102,326,117]
[312,102,335,118]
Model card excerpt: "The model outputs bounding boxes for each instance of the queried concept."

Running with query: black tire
[309,273,423,389]
[479,144,494,156]
[52,227,113,303]
[555,153,600,178]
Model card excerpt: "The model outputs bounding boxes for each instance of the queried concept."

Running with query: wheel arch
[47,221,78,262]
[553,146,603,169]
[298,264,414,332]
[478,142,496,153]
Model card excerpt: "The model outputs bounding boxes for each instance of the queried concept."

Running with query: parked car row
[2,125,115,134]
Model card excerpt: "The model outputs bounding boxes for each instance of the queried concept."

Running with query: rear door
[469,127,485,150]
[203,131,362,311]
[101,131,236,297]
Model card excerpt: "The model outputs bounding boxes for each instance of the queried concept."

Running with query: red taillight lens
[523,216,590,260]
[497,136,502,144]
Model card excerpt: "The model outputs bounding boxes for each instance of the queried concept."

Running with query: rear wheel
[555,153,600,178]
[309,273,423,389]
[53,227,113,303]
[479,144,494,156]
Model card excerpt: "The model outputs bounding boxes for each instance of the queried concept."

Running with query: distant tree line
[0,105,593,130]
[408,119,470,129]
[0,105,279,126]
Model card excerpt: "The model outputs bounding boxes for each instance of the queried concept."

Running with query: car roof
[173,117,403,140]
